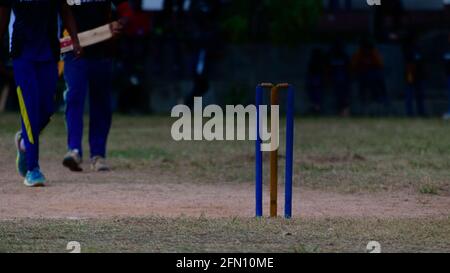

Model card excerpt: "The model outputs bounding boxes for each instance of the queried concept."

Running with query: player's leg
[63,53,89,171]
[13,59,45,186]
[87,58,113,171]
[36,61,58,132]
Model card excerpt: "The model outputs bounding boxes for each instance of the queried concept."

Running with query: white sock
[20,139,26,152]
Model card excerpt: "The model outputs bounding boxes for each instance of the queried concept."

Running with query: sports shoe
[15,131,27,177]
[63,149,83,172]
[91,156,110,172]
[24,168,46,187]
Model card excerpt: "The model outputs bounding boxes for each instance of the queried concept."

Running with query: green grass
[109,147,172,161]
[2,113,450,193]
[0,217,449,253]
[419,184,440,195]
[43,114,450,192]
[124,116,450,192]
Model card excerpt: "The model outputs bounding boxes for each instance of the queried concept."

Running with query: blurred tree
[221,0,322,44]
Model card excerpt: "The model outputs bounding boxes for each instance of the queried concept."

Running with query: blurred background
[1,0,449,117]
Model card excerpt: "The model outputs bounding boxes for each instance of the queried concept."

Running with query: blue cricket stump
[255,83,295,219]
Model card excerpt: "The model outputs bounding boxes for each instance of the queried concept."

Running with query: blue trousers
[13,59,58,171]
[64,54,112,158]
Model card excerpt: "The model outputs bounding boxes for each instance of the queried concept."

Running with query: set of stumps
[255,83,295,219]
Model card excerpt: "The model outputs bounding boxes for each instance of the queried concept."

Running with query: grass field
[0,113,449,253]
[1,217,449,253]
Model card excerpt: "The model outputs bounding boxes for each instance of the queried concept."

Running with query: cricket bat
[60,21,116,54]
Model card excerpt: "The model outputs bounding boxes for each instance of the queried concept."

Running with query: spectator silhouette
[328,41,351,116]
[306,48,327,115]
[183,0,223,108]
[117,0,152,113]
[351,38,388,115]
[402,33,426,117]
[443,33,450,120]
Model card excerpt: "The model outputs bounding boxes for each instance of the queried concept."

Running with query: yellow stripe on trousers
[16,86,34,144]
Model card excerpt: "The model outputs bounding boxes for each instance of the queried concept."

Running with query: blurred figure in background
[117,0,152,113]
[306,48,327,115]
[328,41,351,116]
[443,0,450,119]
[183,0,223,108]
[443,33,450,120]
[374,0,404,42]
[403,33,426,117]
[351,38,388,115]
[155,0,186,76]
[328,0,352,11]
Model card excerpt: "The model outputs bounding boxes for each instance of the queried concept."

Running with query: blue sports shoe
[24,168,46,187]
[15,131,27,177]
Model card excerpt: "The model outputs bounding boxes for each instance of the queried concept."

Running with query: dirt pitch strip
[0,170,449,220]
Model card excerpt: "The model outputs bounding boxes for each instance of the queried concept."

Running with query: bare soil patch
[1,162,448,220]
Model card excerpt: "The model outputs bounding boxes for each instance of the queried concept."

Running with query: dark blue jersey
[68,0,126,32]
[0,0,60,61]
[67,0,126,58]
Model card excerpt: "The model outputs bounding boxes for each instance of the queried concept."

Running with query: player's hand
[72,42,83,58]
[110,20,125,36]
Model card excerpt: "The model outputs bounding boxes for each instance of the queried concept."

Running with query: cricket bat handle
[60,21,116,54]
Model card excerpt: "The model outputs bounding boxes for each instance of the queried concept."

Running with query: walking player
[0,0,81,187]
[62,0,132,172]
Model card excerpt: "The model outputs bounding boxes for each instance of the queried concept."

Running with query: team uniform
[63,0,131,172]
[0,0,66,186]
